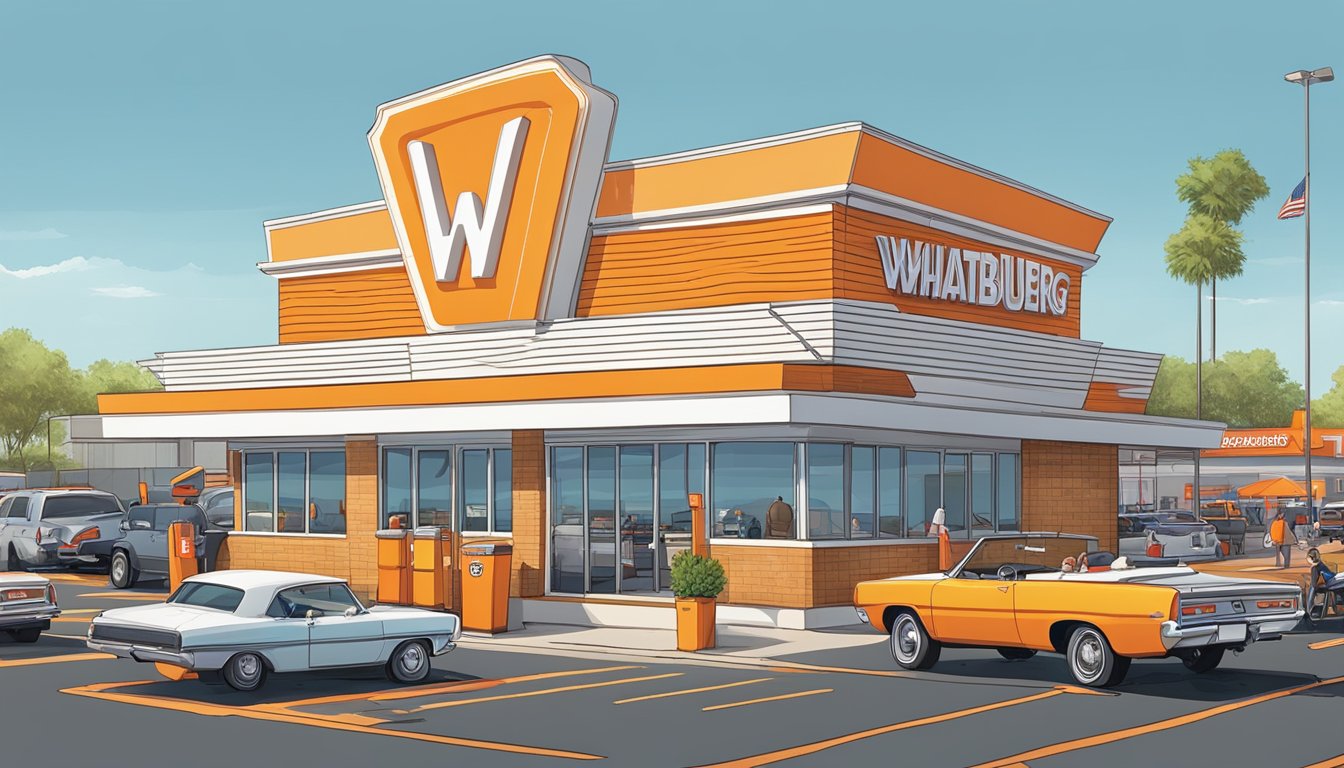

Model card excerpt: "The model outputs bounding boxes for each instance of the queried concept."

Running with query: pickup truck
[80,503,210,588]
[0,489,126,570]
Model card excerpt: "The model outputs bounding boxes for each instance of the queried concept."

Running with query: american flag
[1278,177,1307,219]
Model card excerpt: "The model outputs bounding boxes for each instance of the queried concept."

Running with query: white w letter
[407,116,529,281]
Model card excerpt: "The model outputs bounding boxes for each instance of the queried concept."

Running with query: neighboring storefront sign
[1219,433,1291,449]
[875,235,1071,317]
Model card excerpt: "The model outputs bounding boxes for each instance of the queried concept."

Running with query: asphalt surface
[3,574,1344,767]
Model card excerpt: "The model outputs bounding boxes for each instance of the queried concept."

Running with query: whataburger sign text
[875,236,1071,317]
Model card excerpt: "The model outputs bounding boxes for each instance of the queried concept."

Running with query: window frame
[239,449,347,537]
[378,444,513,535]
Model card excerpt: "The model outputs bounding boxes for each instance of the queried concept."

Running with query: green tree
[0,329,85,472]
[1147,349,1303,428]
[1171,150,1269,359]
[77,358,162,412]
[1312,365,1344,428]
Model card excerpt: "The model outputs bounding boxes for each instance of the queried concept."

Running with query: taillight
[1170,592,1180,620]
[62,527,99,550]
[47,584,57,606]
[1182,604,1216,616]
[1257,599,1295,610]
[35,527,41,545]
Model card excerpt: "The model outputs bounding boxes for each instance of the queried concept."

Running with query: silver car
[0,573,60,642]
[0,489,126,570]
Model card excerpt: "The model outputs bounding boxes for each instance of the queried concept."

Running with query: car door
[3,497,37,566]
[121,507,159,574]
[283,583,385,668]
[930,577,1021,646]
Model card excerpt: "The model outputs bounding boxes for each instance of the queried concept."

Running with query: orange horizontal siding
[782,364,915,398]
[1082,381,1148,414]
[267,208,398,262]
[277,267,425,344]
[98,363,915,415]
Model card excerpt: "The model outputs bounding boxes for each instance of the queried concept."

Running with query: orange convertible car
[854,532,1302,687]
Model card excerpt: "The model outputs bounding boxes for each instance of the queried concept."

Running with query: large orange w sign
[368,56,617,330]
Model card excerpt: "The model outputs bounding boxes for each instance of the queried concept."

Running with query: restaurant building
[95,55,1222,628]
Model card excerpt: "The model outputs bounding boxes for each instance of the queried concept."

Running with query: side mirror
[344,606,359,618]
[305,609,316,621]
[118,520,129,532]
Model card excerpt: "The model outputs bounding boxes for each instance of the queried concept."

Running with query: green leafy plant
[669,550,726,599]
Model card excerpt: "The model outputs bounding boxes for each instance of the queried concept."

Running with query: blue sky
[2,1,1342,394]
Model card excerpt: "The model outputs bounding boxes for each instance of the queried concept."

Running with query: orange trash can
[412,527,452,610]
[376,529,413,605]
[460,543,512,633]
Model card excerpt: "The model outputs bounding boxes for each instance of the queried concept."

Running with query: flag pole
[1304,77,1314,524]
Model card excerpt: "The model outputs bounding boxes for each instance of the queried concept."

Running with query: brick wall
[511,430,546,597]
[1021,440,1118,553]
[714,541,939,608]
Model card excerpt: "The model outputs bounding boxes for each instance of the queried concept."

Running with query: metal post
[1194,281,1202,517]
[1304,79,1314,522]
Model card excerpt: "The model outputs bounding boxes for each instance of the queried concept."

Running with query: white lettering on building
[1220,434,1291,449]
[875,236,1070,317]
[407,116,530,282]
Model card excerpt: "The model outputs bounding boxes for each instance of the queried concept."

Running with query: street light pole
[1194,280,1201,517]
[1285,66,1333,522]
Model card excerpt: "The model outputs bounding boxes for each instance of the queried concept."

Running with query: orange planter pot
[676,596,716,651]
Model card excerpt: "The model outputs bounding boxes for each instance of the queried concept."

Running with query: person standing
[1270,509,1298,568]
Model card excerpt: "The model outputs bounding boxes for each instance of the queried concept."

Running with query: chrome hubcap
[1075,634,1103,678]
[894,618,919,661]
[234,654,261,683]
[112,559,125,582]
[399,644,426,675]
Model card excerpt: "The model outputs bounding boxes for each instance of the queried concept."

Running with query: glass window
[587,447,617,594]
[808,443,846,539]
[711,442,795,538]
[277,452,307,533]
[878,447,903,537]
[127,507,154,529]
[459,449,488,532]
[309,452,346,534]
[243,453,274,532]
[269,583,360,618]
[493,449,512,532]
[416,449,452,528]
[169,582,244,613]
[382,448,412,530]
[6,497,30,520]
[906,450,940,537]
[550,446,585,594]
[152,506,204,532]
[997,453,1020,531]
[971,453,994,534]
[40,494,122,520]
[943,453,968,536]
[850,446,875,539]
[620,445,656,591]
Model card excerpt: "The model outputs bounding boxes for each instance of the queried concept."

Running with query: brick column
[228,450,242,531]
[1021,440,1119,553]
[511,430,546,597]
[345,438,379,600]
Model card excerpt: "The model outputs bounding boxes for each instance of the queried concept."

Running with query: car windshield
[42,495,122,520]
[954,535,1098,579]
[168,582,245,612]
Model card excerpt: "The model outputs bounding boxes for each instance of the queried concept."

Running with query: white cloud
[0,227,67,241]
[0,255,116,279]
[1210,295,1277,305]
[1317,299,1344,307]
[91,285,162,299]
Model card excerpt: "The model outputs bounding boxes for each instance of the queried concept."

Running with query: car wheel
[109,551,138,589]
[889,611,941,671]
[1180,646,1225,673]
[7,545,27,572]
[997,647,1037,661]
[223,652,267,692]
[387,640,431,683]
[1066,625,1129,687]
[6,628,41,643]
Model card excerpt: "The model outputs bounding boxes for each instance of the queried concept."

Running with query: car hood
[95,603,243,632]
[0,573,50,590]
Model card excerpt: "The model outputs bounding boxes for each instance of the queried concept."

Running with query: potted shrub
[669,550,727,651]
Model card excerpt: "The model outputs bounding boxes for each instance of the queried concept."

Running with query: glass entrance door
[619,446,655,592]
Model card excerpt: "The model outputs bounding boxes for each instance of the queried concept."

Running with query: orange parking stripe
[51,616,92,622]
[968,674,1344,768]
[694,688,1069,767]
[615,678,773,705]
[62,681,603,760]
[413,672,683,712]
[1309,637,1344,651]
[0,652,114,668]
[76,592,163,600]
[702,689,832,712]
[1302,754,1344,768]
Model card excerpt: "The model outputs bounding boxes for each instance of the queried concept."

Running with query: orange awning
[1237,476,1325,499]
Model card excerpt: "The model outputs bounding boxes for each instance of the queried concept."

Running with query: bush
[669,550,726,598]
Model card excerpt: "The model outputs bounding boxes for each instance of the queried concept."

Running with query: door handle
[997,586,1009,593]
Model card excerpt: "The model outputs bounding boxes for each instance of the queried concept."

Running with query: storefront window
[620,446,656,592]
[550,446,584,594]
[243,453,274,532]
[493,449,512,532]
[417,450,452,528]
[459,450,488,532]
[243,449,346,535]
[971,453,994,534]
[711,442,795,539]
[587,447,617,594]
[850,446,876,539]
[878,447,903,537]
[382,448,412,529]
[996,453,1020,531]
[808,443,846,539]
[906,450,940,537]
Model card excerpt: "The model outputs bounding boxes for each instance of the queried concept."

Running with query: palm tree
[1172,150,1269,358]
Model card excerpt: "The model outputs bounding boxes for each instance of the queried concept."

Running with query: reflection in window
[550,447,584,594]
[943,454,967,536]
[309,452,346,534]
[850,446,875,539]
[382,448,412,529]
[997,454,1020,531]
[711,443,794,539]
[906,450,940,537]
[277,452,306,533]
[417,450,452,528]
[493,449,512,532]
[808,444,846,539]
[243,453,274,532]
[459,450,488,532]
[878,447,903,537]
[971,453,994,534]
[587,447,617,594]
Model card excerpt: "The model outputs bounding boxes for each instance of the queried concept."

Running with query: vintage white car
[86,570,460,691]
[0,572,60,642]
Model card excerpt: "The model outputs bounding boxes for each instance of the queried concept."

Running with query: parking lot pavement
[6,579,1344,767]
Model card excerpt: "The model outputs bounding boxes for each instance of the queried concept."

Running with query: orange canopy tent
[1237,476,1325,499]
